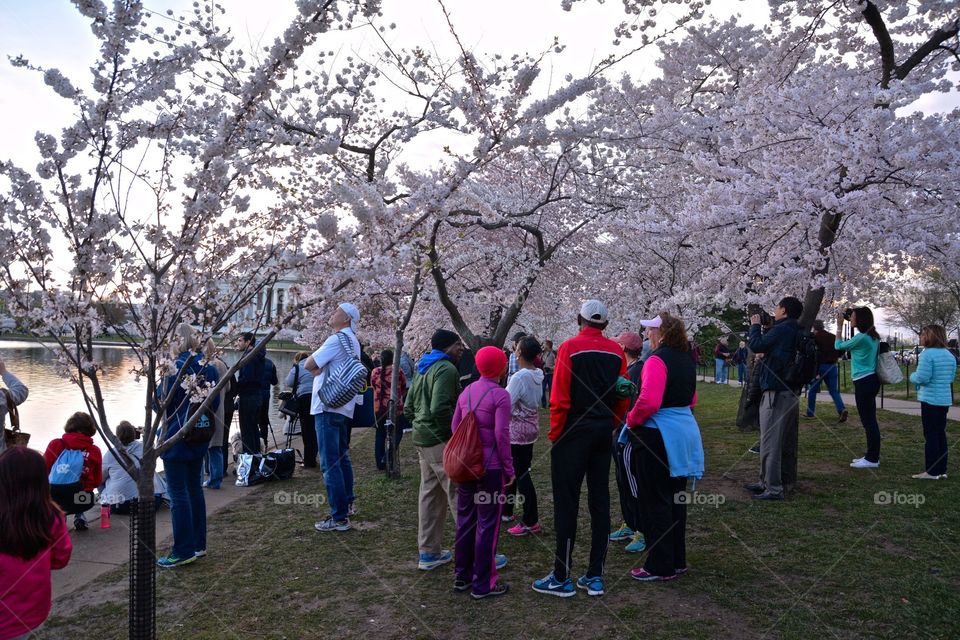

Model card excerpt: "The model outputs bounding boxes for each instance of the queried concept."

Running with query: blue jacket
[285,361,314,398]
[748,318,800,392]
[643,407,704,479]
[910,348,957,407]
[158,351,221,462]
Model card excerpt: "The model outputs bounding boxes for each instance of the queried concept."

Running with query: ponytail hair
[853,307,881,341]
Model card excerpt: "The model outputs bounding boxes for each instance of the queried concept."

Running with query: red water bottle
[100,504,111,529]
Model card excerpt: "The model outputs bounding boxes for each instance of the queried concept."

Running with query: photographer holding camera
[835,307,882,469]
[744,297,804,501]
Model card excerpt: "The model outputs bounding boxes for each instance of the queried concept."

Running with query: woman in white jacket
[503,337,545,536]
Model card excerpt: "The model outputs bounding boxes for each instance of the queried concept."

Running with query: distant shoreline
[0,334,308,353]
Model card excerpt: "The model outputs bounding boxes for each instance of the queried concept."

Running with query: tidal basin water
[0,340,297,455]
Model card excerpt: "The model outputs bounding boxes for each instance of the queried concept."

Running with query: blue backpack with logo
[49,441,85,487]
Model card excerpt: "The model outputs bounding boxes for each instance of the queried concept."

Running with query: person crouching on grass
[452,346,514,599]
[625,313,704,582]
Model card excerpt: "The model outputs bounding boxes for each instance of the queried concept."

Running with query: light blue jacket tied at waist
[643,406,705,480]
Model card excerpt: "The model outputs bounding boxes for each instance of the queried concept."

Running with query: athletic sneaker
[532,572,576,597]
[348,502,357,517]
[507,522,542,536]
[609,523,634,542]
[625,533,646,553]
[576,575,604,596]
[911,471,945,480]
[747,445,760,455]
[453,579,471,593]
[675,567,689,576]
[418,550,453,571]
[630,567,676,582]
[838,409,849,423]
[501,514,515,523]
[157,554,196,569]
[314,517,351,532]
[194,549,207,558]
[471,582,509,600]
[73,515,88,532]
[495,554,508,570]
[850,458,879,469]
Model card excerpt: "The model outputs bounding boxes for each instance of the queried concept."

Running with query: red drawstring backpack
[443,386,491,483]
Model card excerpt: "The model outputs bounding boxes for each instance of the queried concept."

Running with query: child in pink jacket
[0,446,73,639]
[451,346,514,599]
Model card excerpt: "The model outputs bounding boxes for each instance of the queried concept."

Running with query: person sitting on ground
[404,329,464,570]
[44,411,103,531]
[100,421,166,513]
[452,346,515,599]
[0,446,73,640]
[626,313,704,582]
[503,336,545,536]
[909,324,957,480]
[0,355,28,456]
[609,330,646,553]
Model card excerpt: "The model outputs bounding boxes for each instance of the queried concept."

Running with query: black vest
[650,346,696,408]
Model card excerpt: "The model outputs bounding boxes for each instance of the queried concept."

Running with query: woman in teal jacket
[909,325,957,479]
[835,307,881,468]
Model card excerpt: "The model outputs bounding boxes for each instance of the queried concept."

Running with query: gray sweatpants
[758,390,799,495]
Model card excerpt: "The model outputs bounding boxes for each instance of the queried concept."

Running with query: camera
[747,304,772,327]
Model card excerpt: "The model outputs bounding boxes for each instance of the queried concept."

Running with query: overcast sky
[1,0,952,338]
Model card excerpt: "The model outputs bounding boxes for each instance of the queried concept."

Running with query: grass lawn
[41,385,960,639]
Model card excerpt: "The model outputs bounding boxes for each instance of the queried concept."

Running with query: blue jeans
[715,358,728,383]
[805,363,846,416]
[737,362,747,384]
[205,447,224,489]
[165,457,206,558]
[374,413,404,470]
[316,412,355,521]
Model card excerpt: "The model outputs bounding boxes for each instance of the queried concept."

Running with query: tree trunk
[386,328,403,478]
[129,459,158,640]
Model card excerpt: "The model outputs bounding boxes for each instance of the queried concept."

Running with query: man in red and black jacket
[533,300,629,597]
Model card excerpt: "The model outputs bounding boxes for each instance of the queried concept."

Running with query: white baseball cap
[579,300,609,323]
[639,315,662,329]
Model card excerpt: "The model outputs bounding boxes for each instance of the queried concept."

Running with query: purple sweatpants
[454,469,504,595]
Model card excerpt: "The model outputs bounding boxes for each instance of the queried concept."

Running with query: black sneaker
[838,409,849,423]
[453,579,471,593]
[747,445,760,454]
[743,482,765,494]
[74,517,88,531]
[752,491,784,501]
[471,582,509,600]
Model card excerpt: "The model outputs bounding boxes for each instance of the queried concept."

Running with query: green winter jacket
[404,359,461,447]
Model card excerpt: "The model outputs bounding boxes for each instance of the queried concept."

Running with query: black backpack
[182,397,216,445]
[783,330,819,389]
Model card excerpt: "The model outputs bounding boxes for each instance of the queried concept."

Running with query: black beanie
[431,329,460,351]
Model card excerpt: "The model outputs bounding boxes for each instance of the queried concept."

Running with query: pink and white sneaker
[631,567,677,582]
[507,522,542,536]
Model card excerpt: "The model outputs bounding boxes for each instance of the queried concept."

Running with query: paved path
[699,377,960,421]
[52,423,310,601]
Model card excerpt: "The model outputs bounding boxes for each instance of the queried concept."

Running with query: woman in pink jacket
[451,346,514,599]
[0,447,73,640]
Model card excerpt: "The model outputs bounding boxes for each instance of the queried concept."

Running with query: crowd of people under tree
[1,295,957,634]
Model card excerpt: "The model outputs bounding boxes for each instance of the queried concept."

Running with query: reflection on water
[0,341,298,456]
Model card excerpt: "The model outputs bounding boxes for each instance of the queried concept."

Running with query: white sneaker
[850,458,879,469]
